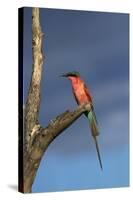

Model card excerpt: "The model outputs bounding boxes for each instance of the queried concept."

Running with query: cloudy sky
[23,7,129,192]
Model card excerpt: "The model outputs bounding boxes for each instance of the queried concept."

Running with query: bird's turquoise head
[61,71,80,78]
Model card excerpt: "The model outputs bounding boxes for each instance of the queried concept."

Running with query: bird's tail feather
[87,110,103,170]
[87,110,99,136]
[93,136,103,170]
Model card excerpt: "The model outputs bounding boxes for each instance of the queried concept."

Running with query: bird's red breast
[68,76,92,105]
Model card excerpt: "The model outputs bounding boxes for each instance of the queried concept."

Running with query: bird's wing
[84,83,93,103]
[84,83,98,124]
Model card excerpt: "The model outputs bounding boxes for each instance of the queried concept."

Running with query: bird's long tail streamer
[93,136,103,170]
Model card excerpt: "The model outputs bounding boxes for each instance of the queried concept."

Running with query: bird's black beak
[60,73,67,78]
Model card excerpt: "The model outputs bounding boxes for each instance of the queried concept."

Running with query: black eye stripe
[69,74,77,77]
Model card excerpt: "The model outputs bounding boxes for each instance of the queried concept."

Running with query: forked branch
[23,7,91,193]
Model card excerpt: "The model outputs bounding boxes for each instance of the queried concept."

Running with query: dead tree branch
[24,104,91,193]
[24,8,43,147]
[21,7,91,193]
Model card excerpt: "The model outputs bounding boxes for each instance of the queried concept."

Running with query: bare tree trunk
[24,8,43,149]
[20,7,91,193]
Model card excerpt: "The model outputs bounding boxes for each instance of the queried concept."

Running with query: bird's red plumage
[68,76,92,105]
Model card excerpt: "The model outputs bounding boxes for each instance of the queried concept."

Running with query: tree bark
[22,7,91,193]
[24,8,43,149]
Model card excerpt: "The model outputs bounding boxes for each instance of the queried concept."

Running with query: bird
[61,71,103,170]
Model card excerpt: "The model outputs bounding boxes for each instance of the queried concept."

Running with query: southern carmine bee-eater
[61,71,103,170]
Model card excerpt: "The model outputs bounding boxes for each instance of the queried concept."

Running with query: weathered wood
[24,8,43,148]
[23,104,91,193]
[23,7,91,193]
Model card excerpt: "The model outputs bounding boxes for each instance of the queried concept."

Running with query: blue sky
[23,7,129,192]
